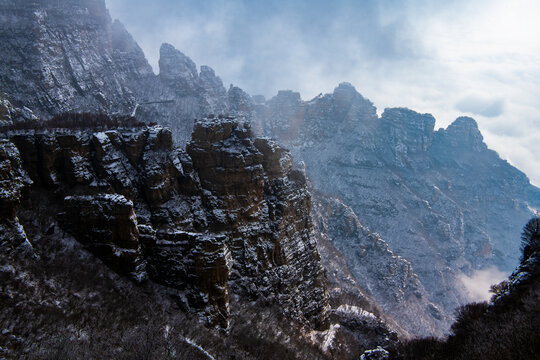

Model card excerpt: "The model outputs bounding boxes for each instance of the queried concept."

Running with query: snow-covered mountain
[251,82,540,333]
[0,0,230,143]
[1,0,538,355]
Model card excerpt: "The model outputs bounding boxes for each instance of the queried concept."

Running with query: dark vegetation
[2,113,538,358]
[521,217,540,262]
[0,112,150,132]
[390,217,540,360]
[0,191,331,359]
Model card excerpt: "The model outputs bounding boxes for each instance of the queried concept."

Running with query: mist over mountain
[1,0,538,358]
[0,0,231,143]
[391,217,540,360]
[244,82,540,336]
[106,0,540,187]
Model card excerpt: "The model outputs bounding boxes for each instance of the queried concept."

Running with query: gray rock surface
[0,139,33,256]
[312,192,450,337]
[0,0,233,143]
[1,117,329,329]
[256,82,540,335]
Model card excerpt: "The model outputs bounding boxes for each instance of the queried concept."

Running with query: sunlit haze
[107,0,540,185]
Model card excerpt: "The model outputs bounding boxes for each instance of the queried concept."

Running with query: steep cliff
[0,0,229,143]
[1,116,329,330]
[0,138,33,257]
[391,217,540,360]
[311,192,450,337]
[256,82,540,334]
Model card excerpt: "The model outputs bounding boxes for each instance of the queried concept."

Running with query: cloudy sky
[106,0,540,186]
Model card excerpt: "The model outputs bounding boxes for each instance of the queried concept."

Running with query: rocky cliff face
[391,218,540,360]
[0,0,231,143]
[0,138,33,256]
[0,116,329,329]
[0,0,148,116]
[311,193,450,337]
[187,118,329,327]
[255,82,540,334]
[59,194,147,282]
[2,0,539,343]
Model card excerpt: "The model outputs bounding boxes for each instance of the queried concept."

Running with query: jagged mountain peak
[227,86,254,114]
[158,43,199,82]
[437,115,486,151]
[271,89,303,103]
[331,82,374,106]
[332,82,363,103]
[257,83,540,336]
[199,65,227,100]
[452,115,479,129]
[111,20,148,59]
[335,81,357,91]
[381,107,436,126]
[199,64,217,77]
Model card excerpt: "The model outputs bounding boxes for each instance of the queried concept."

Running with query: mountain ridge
[1,0,539,347]
[251,82,540,334]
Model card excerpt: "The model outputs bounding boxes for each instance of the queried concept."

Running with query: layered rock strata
[1,116,329,329]
[312,193,449,336]
[254,82,540,334]
[0,139,33,256]
[0,0,231,143]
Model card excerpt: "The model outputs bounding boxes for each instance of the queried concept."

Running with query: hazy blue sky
[106,0,540,187]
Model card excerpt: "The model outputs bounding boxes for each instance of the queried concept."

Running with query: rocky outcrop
[0,96,39,127]
[0,140,30,219]
[1,116,329,329]
[159,43,199,89]
[186,118,329,328]
[379,108,435,166]
[0,0,230,143]
[59,194,147,282]
[256,82,540,335]
[312,193,450,337]
[260,90,305,142]
[0,139,33,256]
[0,99,11,126]
[433,116,487,152]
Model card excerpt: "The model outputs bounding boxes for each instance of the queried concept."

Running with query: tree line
[0,112,151,131]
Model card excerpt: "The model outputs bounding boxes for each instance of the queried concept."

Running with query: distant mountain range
[1,0,538,357]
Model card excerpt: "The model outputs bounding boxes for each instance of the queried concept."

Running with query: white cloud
[455,96,504,118]
[458,267,508,302]
[106,0,540,185]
